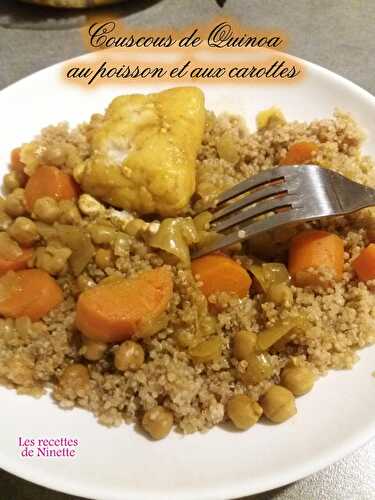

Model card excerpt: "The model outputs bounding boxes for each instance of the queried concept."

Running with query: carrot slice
[191,254,252,299]
[0,269,63,321]
[0,248,33,275]
[24,166,79,211]
[353,244,375,281]
[75,267,173,343]
[288,230,344,286]
[280,142,318,165]
[10,148,26,175]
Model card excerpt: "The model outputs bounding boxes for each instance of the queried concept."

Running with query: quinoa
[1,104,375,436]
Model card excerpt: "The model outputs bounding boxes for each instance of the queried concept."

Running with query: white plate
[1,55,375,500]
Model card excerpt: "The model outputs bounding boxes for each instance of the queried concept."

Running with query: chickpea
[59,363,89,392]
[33,196,60,224]
[4,188,26,217]
[76,274,96,292]
[114,341,145,371]
[35,245,72,275]
[125,218,148,237]
[227,394,263,430]
[148,221,160,235]
[8,217,39,246]
[260,385,296,423]
[142,406,173,440]
[233,330,257,361]
[58,200,81,225]
[0,232,23,260]
[3,171,21,192]
[0,212,12,231]
[7,356,34,386]
[95,248,113,269]
[89,224,116,245]
[42,144,66,166]
[82,337,107,361]
[267,283,293,305]
[78,194,105,217]
[280,365,315,396]
[0,197,6,211]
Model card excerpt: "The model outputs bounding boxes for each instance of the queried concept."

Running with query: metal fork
[192,164,375,258]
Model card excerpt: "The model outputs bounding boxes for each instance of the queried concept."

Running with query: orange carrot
[280,142,318,165]
[24,166,79,211]
[0,269,63,321]
[0,248,33,275]
[75,267,173,343]
[10,148,25,175]
[191,254,252,299]
[353,244,375,281]
[288,230,344,286]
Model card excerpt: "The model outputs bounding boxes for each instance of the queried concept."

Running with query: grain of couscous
[1,87,375,439]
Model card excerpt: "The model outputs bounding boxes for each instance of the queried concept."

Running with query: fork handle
[339,179,375,213]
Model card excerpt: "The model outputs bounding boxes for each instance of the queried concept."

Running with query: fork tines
[191,166,301,258]
[211,166,295,233]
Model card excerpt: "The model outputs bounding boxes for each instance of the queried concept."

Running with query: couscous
[0,87,375,440]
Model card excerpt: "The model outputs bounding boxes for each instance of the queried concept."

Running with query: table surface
[0,1,374,499]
